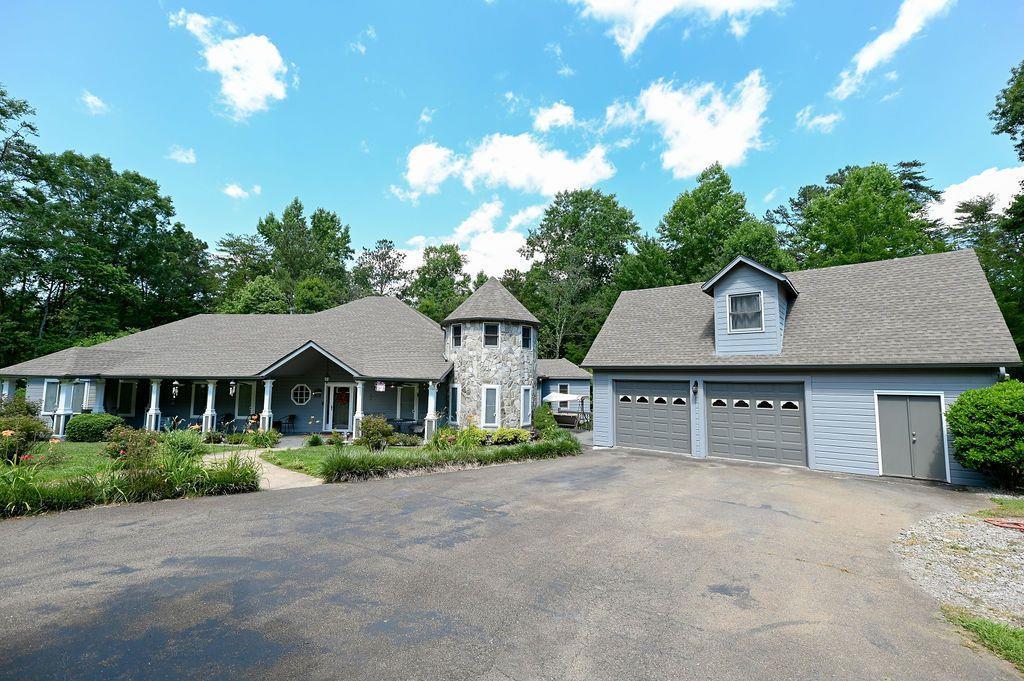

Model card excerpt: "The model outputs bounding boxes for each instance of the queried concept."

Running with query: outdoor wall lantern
[692,381,699,395]
[228,380,237,397]
[171,380,180,400]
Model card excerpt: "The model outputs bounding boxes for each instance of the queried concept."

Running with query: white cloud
[926,166,1024,226]
[389,143,466,203]
[360,140,370,154]
[763,187,779,203]
[569,0,783,57]
[81,90,108,115]
[462,133,614,195]
[638,70,769,179]
[795,105,842,133]
[418,107,436,126]
[603,99,642,130]
[393,134,614,200]
[167,145,197,164]
[880,89,903,102]
[546,42,576,77]
[503,91,528,113]
[831,0,955,100]
[349,25,377,55]
[403,199,537,276]
[533,102,576,132]
[170,8,289,121]
[223,183,261,199]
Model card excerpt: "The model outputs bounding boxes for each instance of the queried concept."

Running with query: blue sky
[3,0,1023,275]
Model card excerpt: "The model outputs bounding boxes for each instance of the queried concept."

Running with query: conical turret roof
[443,277,540,326]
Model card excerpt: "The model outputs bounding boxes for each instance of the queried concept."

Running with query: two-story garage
[581,250,1021,485]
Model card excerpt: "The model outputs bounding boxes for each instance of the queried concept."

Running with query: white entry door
[327,384,354,432]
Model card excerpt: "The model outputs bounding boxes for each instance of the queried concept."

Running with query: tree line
[2,58,1022,369]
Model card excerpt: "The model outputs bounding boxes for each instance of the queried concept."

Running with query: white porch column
[202,380,217,433]
[260,379,275,431]
[145,379,162,431]
[53,379,75,438]
[353,380,365,437]
[424,381,438,440]
[91,379,106,413]
[0,379,14,401]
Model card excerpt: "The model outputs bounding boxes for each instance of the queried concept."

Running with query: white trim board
[481,383,500,428]
[258,340,360,378]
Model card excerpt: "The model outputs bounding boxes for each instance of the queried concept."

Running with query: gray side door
[878,394,946,481]
[614,381,690,454]
[706,382,806,465]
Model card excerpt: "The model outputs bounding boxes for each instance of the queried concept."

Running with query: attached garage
[706,382,806,466]
[614,380,690,454]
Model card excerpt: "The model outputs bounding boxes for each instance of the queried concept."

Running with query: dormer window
[727,292,764,333]
[484,323,500,347]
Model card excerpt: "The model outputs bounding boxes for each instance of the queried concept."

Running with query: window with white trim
[521,386,533,426]
[116,380,137,416]
[653,396,667,405]
[781,400,800,410]
[482,385,500,427]
[711,398,727,407]
[733,399,750,408]
[521,325,532,350]
[451,324,462,348]
[291,384,312,406]
[558,383,569,409]
[484,323,500,347]
[672,397,687,406]
[42,379,59,415]
[636,396,649,404]
[756,400,774,410]
[618,395,631,402]
[449,385,460,422]
[727,292,764,333]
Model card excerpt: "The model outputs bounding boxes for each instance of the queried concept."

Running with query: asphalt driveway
[0,448,1015,680]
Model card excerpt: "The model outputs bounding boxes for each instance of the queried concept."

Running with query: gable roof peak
[701,255,799,298]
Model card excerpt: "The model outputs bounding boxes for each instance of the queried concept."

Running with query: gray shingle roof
[537,358,591,380]
[582,250,1021,370]
[0,296,453,381]
[443,277,540,326]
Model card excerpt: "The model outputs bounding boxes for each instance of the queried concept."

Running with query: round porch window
[291,384,311,406]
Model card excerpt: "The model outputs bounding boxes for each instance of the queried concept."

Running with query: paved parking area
[0,447,1014,680]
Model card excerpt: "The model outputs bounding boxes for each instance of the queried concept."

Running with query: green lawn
[26,441,110,483]
[260,446,413,476]
[23,441,246,483]
[975,497,1024,518]
[943,606,1024,672]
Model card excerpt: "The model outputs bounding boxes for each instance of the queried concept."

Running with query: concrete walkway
[203,449,321,491]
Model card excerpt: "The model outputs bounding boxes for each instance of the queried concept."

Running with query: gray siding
[713,266,783,356]
[592,368,999,486]
[540,378,591,412]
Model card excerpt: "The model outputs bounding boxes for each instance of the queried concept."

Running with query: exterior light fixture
[228,380,237,397]
[171,380,180,399]
[692,381,699,395]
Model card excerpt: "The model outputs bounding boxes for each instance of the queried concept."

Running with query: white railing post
[260,379,275,431]
[145,379,162,431]
[91,379,106,413]
[353,380,365,438]
[202,380,217,433]
[425,381,438,440]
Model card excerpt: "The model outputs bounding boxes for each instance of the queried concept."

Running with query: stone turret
[443,278,539,429]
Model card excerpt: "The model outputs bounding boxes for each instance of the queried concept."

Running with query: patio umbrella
[542,392,588,403]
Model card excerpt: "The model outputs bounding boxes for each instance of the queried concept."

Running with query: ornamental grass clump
[159,428,208,458]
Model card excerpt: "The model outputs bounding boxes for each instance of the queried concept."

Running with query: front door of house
[328,385,353,431]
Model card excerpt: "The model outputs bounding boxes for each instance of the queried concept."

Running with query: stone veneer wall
[446,321,537,428]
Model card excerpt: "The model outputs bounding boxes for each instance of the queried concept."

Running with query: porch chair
[280,414,296,435]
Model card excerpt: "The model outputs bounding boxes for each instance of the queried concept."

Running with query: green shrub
[203,430,225,444]
[455,424,488,449]
[491,427,531,445]
[64,413,124,442]
[102,426,159,469]
[305,433,324,447]
[159,428,208,458]
[387,433,422,447]
[428,426,459,451]
[0,415,51,463]
[242,429,281,448]
[532,403,559,438]
[225,433,246,445]
[947,380,1024,489]
[325,432,345,446]
[0,391,40,417]
[355,415,392,452]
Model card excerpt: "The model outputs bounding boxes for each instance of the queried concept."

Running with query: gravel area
[893,502,1024,627]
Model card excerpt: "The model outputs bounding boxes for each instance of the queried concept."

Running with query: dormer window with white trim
[727,292,764,333]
